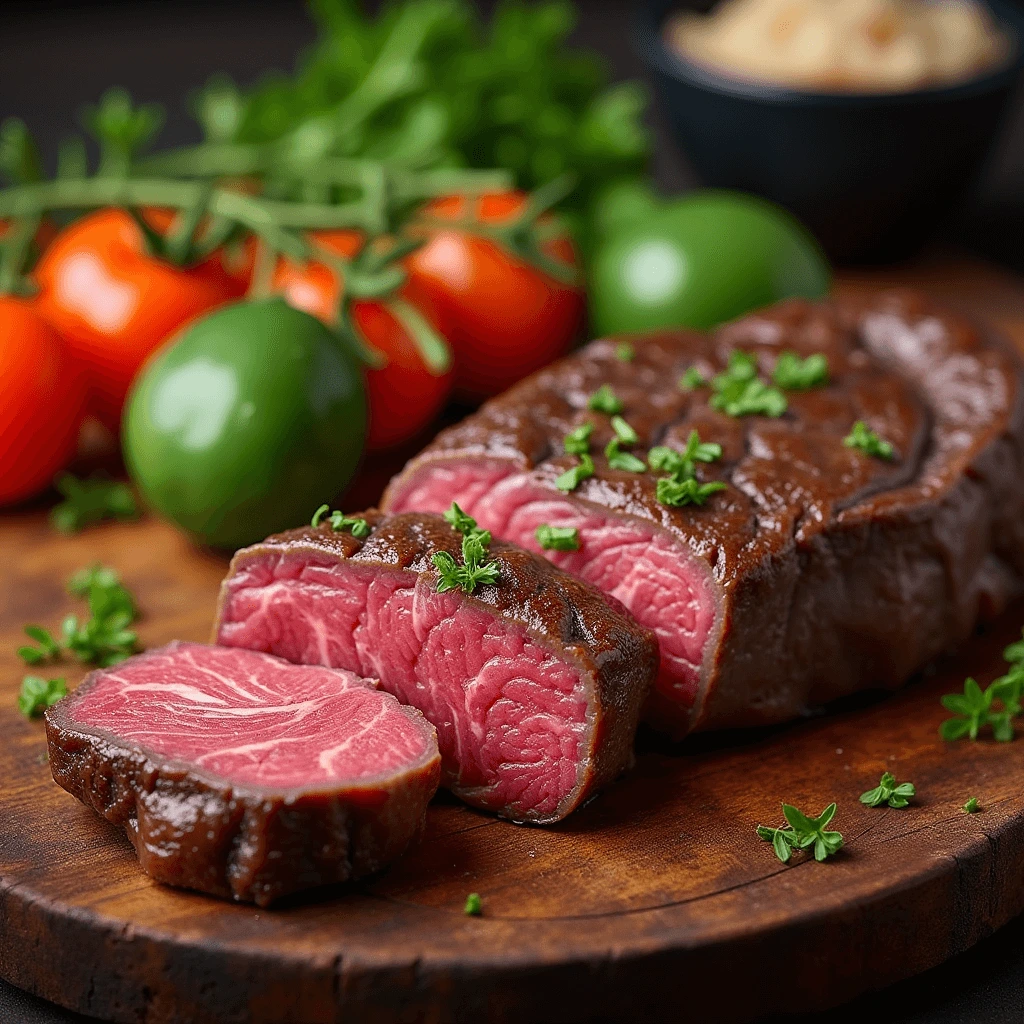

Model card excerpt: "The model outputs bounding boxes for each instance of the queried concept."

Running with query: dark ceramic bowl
[639,0,1024,263]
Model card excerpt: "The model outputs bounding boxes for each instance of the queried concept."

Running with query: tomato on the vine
[33,208,248,432]
[0,296,88,505]
[405,191,584,401]
[272,230,454,452]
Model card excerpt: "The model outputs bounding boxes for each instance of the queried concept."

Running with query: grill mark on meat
[384,291,1024,737]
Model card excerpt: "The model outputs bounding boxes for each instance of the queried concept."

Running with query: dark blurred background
[3,0,1023,268]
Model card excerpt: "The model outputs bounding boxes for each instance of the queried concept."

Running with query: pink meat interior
[389,462,718,713]
[217,556,592,820]
[69,642,433,790]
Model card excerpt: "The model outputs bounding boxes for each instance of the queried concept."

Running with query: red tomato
[273,230,454,452]
[0,297,88,505]
[405,191,584,400]
[33,208,248,432]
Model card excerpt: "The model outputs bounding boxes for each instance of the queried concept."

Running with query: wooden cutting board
[3,256,1024,1024]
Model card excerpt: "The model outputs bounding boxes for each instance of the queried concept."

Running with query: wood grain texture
[2,257,1024,1024]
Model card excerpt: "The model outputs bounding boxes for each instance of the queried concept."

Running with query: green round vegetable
[588,190,830,336]
[124,298,366,549]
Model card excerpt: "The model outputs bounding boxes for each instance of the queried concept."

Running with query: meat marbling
[45,641,440,906]
[214,510,658,824]
[383,291,1024,737]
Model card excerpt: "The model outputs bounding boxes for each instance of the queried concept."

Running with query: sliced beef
[45,641,440,906]
[214,511,658,824]
[383,291,1024,737]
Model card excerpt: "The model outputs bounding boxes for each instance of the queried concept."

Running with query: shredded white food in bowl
[665,0,1012,92]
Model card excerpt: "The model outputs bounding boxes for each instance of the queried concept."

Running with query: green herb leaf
[844,421,895,460]
[756,824,797,864]
[311,504,330,527]
[536,524,580,551]
[18,624,62,665]
[650,431,725,507]
[610,415,638,447]
[655,476,726,508]
[328,511,371,538]
[464,892,482,916]
[555,453,595,493]
[615,342,634,362]
[434,504,500,595]
[588,383,622,415]
[563,422,593,456]
[772,351,829,391]
[711,377,788,418]
[758,802,843,864]
[50,473,139,534]
[443,502,478,535]
[680,366,706,391]
[860,771,915,809]
[605,441,647,473]
[963,797,981,814]
[18,676,67,718]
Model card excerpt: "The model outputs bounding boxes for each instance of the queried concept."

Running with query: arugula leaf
[18,676,67,718]
[588,384,622,415]
[563,422,593,456]
[615,342,634,362]
[963,796,981,814]
[680,366,706,391]
[555,453,595,493]
[464,892,482,916]
[859,771,915,809]
[50,473,139,534]
[536,524,580,551]
[757,802,844,864]
[772,351,829,391]
[844,421,894,460]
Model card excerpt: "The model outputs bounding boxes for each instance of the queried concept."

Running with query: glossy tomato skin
[0,297,88,505]
[34,208,248,432]
[124,298,367,549]
[273,230,454,451]
[588,191,831,337]
[406,192,584,401]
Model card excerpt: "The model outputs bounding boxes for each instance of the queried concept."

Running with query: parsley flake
[963,796,981,814]
[50,473,139,534]
[464,892,482,916]
[433,504,500,595]
[588,384,623,415]
[615,342,635,362]
[605,415,645,471]
[563,422,593,456]
[772,351,829,390]
[656,476,726,507]
[311,504,370,537]
[610,415,639,446]
[708,350,787,417]
[757,802,844,864]
[18,676,67,718]
[680,367,706,391]
[650,430,726,508]
[555,453,595,493]
[844,421,894,460]
[536,524,580,551]
[860,772,915,809]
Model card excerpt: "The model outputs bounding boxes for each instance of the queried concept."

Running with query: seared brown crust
[215,511,659,822]
[383,291,1024,734]
[45,653,441,907]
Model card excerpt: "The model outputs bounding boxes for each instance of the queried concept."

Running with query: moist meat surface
[45,642,440,905]
[384,291,1024,736]
[215,511,658,823]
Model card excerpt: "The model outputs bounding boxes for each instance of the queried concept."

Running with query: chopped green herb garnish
[563,422,593,456]
[615,342,635,362]
[860,771,915,809]
[963,797,981,814]
[649,430,726,507]
[941,631,1024,742]
[588,383,622,415]
[843,421,894,460]
[708,350,787,417]
[756,802,844,864]
[772,352,829,391]
[17,565,140,673]
[605,439,647,472]
[554,453,595,493]
[311,504,370,538]
[464,892,482,916]
[680,366,706,390]
[536,524,580,551]
[50,473,139,534]
[18,676,67,718]
[610,415,638,447]
[655,476,726,507]
[433,504,499,595]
